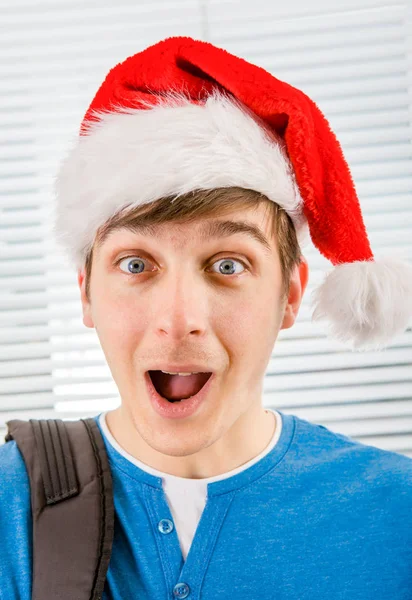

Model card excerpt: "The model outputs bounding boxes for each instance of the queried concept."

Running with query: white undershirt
[99,408,282,560]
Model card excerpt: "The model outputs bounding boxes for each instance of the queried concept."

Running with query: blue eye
[210,258,246,275]
[118,257,147,274]
[117,256,247,276]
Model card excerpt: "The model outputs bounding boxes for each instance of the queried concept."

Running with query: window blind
[1,0,411,456]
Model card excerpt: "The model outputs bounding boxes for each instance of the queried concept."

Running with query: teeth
[161,370,199,376]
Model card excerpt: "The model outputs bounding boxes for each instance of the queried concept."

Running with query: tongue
[150,371,211,400]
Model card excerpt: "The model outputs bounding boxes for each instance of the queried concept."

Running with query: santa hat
[53,35,412,352]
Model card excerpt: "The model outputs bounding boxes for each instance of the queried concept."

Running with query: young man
[1,36,412,599]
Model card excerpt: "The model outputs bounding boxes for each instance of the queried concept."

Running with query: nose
[151,268,208,341]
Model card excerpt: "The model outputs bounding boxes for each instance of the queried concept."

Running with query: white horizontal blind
[1,0,411,456]
[0,0,207,440]
[209,0,412,455]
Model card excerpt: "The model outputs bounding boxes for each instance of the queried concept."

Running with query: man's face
[77,204,308,462]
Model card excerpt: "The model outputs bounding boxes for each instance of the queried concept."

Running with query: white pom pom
[310,256,412,351]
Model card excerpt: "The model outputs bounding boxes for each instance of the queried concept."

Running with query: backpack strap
[5,417,114,600]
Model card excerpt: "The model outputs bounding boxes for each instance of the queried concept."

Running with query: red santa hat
[53,35,412,352]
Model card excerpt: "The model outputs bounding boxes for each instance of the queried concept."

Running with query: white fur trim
[310,256,412,351]
[52,89,309,270]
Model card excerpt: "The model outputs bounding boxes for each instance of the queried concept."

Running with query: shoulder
[293,414,412,490]
[0,439,30,500]
[0,441,32,600]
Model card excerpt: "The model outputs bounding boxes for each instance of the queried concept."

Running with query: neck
[105,404,277,479]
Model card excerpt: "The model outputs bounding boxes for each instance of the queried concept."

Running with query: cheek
[92,301,148,392]
[231,278,280,332]
[216,289,277,353]
[221,284,281,374]
[92,291,148,355]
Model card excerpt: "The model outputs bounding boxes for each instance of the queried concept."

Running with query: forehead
[96,211,275,257]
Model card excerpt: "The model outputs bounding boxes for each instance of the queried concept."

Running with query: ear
[77,268,95,329]
[280,256,309,330]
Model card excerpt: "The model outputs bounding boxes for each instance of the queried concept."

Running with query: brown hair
[83,186,303,304]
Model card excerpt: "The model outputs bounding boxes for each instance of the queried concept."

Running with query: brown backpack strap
[5,417,114,600]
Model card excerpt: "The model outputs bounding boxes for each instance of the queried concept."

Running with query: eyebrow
[99,219,273,256]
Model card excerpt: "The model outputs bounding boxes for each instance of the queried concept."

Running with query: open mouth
[147,370,213,403]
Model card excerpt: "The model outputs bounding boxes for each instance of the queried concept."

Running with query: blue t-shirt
[1,410,411,599]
